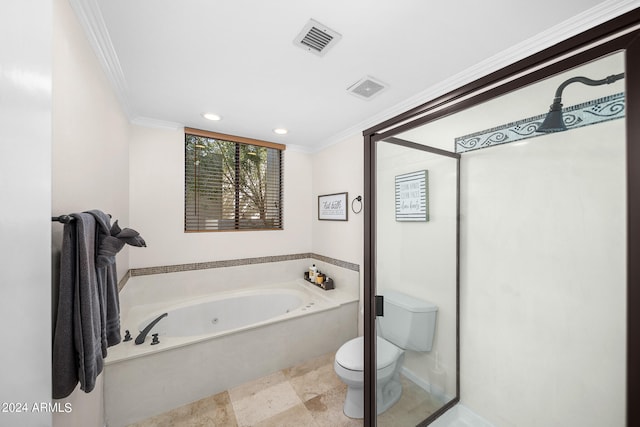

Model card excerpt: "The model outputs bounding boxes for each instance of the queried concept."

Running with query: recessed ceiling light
[202,113,222,121]
[273,128,288,135]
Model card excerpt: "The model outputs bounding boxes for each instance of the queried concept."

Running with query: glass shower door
[375,139,459,426]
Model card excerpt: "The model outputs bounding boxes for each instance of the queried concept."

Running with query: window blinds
[185,130,284,231]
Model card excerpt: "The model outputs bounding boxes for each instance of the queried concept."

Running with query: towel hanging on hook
[52,210,145,398]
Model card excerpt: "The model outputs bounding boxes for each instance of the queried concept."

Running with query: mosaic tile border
[127,252,360,278]
[117,269,132,292]
[455,92,625,153]
[308,253,360,272]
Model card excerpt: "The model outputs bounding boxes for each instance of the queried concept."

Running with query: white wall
[0,1,52,426]
[460,121,626,427]
[52,0,131,275]
[311,134,364,331]
[311,134,364,264]
[51,0,132,425]
[128,126,313,267]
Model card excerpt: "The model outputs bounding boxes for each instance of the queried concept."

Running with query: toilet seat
[335,336,401,371]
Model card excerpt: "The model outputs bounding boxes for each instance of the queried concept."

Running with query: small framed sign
[395,170,429,221]
[318,192,348,221]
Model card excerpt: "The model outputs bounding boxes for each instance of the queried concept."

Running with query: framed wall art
[318,192,348,221]
[395,170,429,221]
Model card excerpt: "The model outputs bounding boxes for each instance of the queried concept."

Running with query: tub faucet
[135,313,168,345]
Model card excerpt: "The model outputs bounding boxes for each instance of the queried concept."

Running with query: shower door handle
[375,295,384,317]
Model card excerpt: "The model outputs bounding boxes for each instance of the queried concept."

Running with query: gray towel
[87,210,146,348]
[52,213,104,398]
[52,210,146,399]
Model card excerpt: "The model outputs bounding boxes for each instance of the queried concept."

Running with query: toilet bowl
[334,291,438,419]
[334,336,404,419]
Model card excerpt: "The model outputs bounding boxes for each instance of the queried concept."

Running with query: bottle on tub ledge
[303,265,334,290]
[321,276,334,290]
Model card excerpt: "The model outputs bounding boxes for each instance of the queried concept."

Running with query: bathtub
[136,287,317,340]
[104,276,359,427]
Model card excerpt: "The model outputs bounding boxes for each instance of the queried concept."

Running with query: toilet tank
[378,290,438,351]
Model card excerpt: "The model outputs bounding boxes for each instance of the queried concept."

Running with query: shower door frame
[363,9,640,427]
[367,135,461,426]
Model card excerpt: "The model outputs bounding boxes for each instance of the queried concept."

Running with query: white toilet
[334,290,438,418]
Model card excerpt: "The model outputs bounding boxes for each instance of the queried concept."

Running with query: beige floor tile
[283,351,336,379]
[131,353,398,427]
[228,370,288,402]
[230,380,302,427]
[289,360,344,402]
[190,392,239,427]
[127,391,238,427]
[378,376,443,427]
[253,403,319,427]
[305,384,363,427]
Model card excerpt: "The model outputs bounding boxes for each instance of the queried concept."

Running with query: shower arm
[547,73,625,110]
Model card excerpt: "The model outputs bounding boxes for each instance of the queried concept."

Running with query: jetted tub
[104,278,359,427]
[137,287,313,340]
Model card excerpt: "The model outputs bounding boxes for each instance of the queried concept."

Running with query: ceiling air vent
[294,19,341,57]
[347,75,387,100]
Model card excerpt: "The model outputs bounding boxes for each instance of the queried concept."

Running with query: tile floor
[127,351,443,427]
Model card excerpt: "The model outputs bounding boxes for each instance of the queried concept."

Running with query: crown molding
[284,143,315,153]
[130,116,184,131]
[316,0,640,151]
[68,0,135,119]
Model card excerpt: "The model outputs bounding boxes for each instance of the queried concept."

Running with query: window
[185,128,284,231]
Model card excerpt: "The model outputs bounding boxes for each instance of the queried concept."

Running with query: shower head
[537,98,566,133]
[537,73,624,133]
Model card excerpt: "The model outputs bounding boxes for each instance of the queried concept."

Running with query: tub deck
[106,279,354,364]
[104,277,359,427]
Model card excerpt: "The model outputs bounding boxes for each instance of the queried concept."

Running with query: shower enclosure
[364,11,639,427]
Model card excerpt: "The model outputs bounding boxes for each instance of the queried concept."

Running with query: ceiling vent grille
[347,76,387,100]
[294,19,341,57]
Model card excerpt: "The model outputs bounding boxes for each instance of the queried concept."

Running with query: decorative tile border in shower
[455,92,625,153]
[127,252,360,278]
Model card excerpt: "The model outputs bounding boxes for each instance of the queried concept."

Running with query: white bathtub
[104,274,359,427]
[142,289,307,338]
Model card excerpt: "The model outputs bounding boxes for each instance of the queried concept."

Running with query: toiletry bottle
[309,264,317,281]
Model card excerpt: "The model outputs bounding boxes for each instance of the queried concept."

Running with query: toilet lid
[336,336,401,371]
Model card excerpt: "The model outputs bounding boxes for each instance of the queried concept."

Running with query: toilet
[334,290,438,418]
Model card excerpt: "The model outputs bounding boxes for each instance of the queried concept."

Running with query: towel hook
[351,195,363,214]
[51,215,74,223]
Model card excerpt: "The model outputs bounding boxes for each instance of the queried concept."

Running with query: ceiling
[73,0,632,150]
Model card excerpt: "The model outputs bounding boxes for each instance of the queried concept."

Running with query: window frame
[184,127,285,232]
